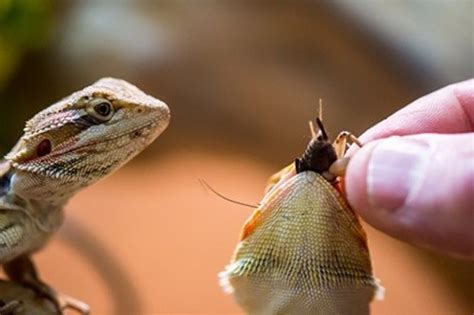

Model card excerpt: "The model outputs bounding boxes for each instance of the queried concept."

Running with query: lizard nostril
[37,139,52,157]
[131,130,143,139]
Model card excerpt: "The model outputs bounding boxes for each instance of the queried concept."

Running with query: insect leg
[329,131,362,177]
[332,131,362,159]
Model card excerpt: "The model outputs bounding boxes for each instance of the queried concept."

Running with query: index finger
[358,79,474,143]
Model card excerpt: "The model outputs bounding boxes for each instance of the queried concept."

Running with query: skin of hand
[345,79,474,260]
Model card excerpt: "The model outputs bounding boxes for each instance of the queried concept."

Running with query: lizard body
[0,78,170,312]
[220,117,382,314]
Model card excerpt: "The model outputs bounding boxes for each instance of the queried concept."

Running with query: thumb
[345,133,474,259]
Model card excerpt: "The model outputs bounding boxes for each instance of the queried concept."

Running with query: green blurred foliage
[0,0,53,89]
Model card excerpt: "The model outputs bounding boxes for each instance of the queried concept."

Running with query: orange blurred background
[0,1,472,314]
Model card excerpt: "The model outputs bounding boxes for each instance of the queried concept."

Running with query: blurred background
[0,1,473,314]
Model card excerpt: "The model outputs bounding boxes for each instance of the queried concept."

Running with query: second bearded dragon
[0,78,170,313]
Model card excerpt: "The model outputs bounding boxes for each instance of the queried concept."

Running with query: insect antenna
[309,99,325,140]
[316,117,329,141]
[318,98,323,122]
[198,179,258,208]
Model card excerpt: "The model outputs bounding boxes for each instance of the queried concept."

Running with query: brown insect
[219,106,383,315]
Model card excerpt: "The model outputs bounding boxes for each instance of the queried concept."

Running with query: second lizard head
[5,77,170,200]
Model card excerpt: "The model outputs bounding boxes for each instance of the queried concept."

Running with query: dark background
[0,1,472,314]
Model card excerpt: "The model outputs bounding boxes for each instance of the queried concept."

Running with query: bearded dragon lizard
[220,110,383,314]
[0,78,170,314]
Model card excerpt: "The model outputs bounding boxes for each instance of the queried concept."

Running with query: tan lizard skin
[220,117,383,315]
[0,78,170,314]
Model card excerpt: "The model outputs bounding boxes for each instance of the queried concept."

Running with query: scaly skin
[220,118,383,315]
[0,78,170,312]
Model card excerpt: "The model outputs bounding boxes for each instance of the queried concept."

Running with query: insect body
[220,116,383,315]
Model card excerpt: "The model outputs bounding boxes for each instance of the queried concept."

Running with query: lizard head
[5,78,170,199]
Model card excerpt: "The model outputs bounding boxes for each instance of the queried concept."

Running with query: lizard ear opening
[36,139,52,157]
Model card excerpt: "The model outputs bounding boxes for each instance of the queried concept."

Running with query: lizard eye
[86,98,114,121]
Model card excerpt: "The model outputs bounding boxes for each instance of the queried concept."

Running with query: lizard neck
[1,161,66,233]
[9,169,77,208]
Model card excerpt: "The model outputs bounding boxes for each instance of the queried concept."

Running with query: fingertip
[345,137,423,234]
[355,79,474,145]
[345,141,377,219]
[345,133,474,259]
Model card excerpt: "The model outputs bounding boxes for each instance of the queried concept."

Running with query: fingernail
[367,137,429,211]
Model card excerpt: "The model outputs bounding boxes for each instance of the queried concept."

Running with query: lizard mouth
[15,117,164,168]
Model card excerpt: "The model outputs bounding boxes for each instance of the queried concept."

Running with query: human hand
[345,79,473,259]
